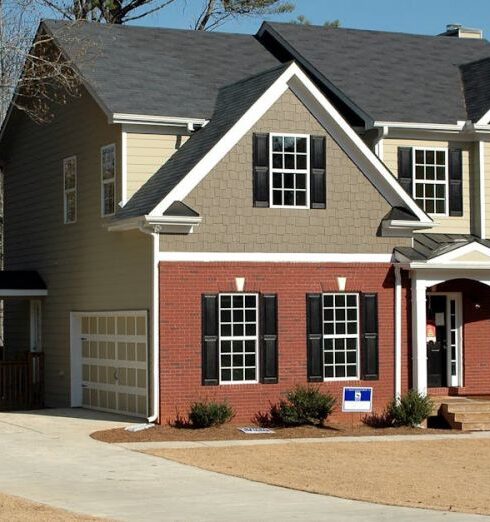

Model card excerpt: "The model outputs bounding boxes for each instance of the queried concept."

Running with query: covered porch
[0,271,47,411]
[396,234,490,397]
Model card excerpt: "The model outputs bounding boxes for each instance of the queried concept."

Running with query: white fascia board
[372,121,467,132]
[410,262,490,270]
[148,62,429,224]
[107,214,202,232]
[148,68,291,217]
[288,72,429,222]
[0,289,48,297]
[425,241,490,264]
[158,251,394,263]
[111,113,208,127]
[476,109,490,126]
[384,219,434,229]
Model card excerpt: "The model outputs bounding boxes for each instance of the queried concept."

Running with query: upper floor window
[270,134,309,208]
[63,156,77,224]
[101,144,116,217]
[412,148,448,216]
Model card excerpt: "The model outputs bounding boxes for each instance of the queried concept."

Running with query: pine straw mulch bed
[91,421,455,444]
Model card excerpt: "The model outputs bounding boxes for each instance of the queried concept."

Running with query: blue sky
[137,0,490,37]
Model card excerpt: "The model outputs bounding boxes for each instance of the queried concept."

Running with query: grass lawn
[146,438,490,515]
[0,492,101,521]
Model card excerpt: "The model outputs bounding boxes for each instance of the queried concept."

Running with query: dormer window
[413,148,448,215]
[252,133,326,209]
[270,134,309,208]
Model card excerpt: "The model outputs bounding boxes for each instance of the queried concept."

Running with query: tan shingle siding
[2,90,152,407]
[160,89,409,253]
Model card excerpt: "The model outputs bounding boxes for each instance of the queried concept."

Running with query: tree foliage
[291,14,340,28]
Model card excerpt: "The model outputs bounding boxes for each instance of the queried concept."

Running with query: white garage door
[80,311,148,417]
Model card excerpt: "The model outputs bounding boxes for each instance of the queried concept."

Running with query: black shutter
[448,149,463,217]
[202,294,219,385]
[397,147,413,196]
[260,294,278,384]
[361,293,379,381]
[310,135,326,209]
[306,294,323,382]
[253,133,269,207]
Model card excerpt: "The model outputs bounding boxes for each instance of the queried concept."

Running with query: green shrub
[267,385,336,427]
[387,390,434,427]
[188,400,235,428]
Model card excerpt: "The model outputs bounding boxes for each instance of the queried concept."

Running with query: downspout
[139,226,160,423]
[394,265,402,400]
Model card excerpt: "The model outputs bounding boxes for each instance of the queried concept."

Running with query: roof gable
[117,61,431,224]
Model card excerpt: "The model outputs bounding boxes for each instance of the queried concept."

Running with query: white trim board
[148,62,431,226]
[0,289,48,297]
[158,252,393,263]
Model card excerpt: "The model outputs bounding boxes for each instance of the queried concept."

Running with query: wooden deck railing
[0,353,44,411]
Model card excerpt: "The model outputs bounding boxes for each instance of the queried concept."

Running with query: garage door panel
[80,311,148,418]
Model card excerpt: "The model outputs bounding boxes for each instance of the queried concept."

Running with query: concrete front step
[439,400,490,430]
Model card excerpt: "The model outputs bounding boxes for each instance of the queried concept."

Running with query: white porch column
[411,275,427,395]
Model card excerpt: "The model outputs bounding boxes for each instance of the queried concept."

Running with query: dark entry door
[427,295,447,388]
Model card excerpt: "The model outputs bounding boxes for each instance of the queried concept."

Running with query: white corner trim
[479,141,486,239]
[158,252,394,263]
[148,62,429,224]
[394,266,402,400]
[120,130,128,207]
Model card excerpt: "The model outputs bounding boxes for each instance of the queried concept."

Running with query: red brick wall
[159,262,411,424]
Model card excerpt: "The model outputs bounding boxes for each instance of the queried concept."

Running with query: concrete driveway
[0,408,487,522]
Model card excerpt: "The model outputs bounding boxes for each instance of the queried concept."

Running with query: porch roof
[395,233,490,263]
[0,271,47,297]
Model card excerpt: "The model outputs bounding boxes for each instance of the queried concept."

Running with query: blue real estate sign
[342,387,373,413]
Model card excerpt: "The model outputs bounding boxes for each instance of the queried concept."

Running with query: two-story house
[1,20,490,423]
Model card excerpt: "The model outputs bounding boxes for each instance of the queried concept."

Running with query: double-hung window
[323,293,359,380]
[219,293,258,384]
[413,148,448,215]
[63,156,77,224]
[270,134,309,208]
[101,144,116,217]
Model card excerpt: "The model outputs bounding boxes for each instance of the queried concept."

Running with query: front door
[426,295,447,387]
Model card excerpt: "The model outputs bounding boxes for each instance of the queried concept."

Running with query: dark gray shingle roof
[43,19,279,120]
[259,22,490,124]
[116,63,290,219]
[395,233,490,262]
[461,57,490,122]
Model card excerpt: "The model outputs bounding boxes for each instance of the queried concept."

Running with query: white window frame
[322,292,360,381]
[412,147,448,217]
[269,132,310,209]
[218,293,259,385]
[63,155,77,224]
[101,144,116,217]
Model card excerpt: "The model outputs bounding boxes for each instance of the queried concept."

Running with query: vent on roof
[441,23,483,39]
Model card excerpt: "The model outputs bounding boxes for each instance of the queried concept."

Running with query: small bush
[188,400,235,428]
[262,385,336,427]
[387,390,434,427]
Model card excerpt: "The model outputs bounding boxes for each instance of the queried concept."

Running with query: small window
[101,144,116,217]
[219,293,258,384]
[413,148,448,215]
[323,293,359,380]
[63,156,77,224]
[270,134,309,208]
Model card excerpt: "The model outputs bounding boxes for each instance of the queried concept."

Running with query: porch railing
[0,353,44,411]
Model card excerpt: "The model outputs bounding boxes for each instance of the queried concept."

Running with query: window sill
[218,380,259,386]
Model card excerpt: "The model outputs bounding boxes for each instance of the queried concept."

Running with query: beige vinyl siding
[126,130,189,199]
[160,89,410,254]
[383,138,472,234]
[1,90,152,407]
